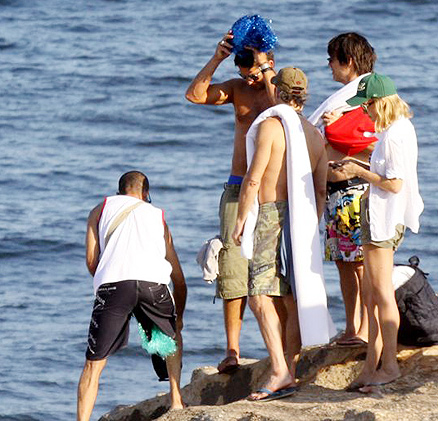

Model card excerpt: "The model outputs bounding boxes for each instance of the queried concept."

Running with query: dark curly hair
[234,49,274,68]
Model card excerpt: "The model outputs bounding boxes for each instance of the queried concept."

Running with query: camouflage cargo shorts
[249,201,291,297]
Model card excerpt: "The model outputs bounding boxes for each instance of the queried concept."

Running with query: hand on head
[216,30,233,60]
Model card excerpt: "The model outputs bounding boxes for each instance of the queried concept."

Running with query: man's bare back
[231,68,332,401]
[256,115,327,217]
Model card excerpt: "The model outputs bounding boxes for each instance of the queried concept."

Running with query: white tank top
[93,195,172,294]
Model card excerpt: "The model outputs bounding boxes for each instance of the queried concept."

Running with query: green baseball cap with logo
[347,73,397,106]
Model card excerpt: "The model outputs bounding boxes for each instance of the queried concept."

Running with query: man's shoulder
[214,77,241,91]
[88,201,104,223]
[231,80,266,101]
[207,78,244,106]
[299,115,325,157]
[256,116,285,145]
[255,112,283,128]
[260,115,283,129]
[300,115,323,138]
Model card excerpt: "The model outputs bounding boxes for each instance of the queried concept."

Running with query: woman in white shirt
[330,73,423,390]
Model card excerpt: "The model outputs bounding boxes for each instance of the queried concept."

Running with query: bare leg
[77,359,107,421]
[218,297,246,371]
[353,244,399,387]
[166,330,184,409]
[273,297,288,349]
[282,295,301,379]
[352,301,382,387]
[248,295,295,399]
[355,263,369,340]
[366,245,400,384]
[336,261,368,341]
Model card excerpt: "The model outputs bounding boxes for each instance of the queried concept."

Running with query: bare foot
[367,367,401,386]
[346,369,375,391]
[169,390,185,410]
[169,400,185,410]
[358,384,383,394]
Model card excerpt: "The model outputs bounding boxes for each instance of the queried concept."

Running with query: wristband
[259,62,273,73]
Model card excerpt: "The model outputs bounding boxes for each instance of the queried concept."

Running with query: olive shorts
[216,183,249,299]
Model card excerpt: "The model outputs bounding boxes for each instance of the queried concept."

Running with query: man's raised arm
[185,32,234,105]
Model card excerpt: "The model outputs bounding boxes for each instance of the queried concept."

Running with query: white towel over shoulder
[308,73,370,133]
[241,104,335,346]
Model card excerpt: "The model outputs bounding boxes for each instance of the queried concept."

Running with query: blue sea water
[0,0,437,419]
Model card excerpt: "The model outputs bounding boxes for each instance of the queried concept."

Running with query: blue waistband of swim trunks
[227,175,243,185]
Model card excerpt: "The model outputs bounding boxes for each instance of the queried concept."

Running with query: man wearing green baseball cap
[347,73,397,106]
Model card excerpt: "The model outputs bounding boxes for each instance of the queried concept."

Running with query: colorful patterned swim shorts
[324,183,368,262]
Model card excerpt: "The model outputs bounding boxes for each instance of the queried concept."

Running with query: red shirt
[325,107,377,156]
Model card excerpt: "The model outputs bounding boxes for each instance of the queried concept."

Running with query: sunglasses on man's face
[238,71,261,82]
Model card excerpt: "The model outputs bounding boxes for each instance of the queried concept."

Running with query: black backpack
[395,256,438,346]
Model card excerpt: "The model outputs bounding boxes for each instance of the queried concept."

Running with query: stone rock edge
[99,344,438,421]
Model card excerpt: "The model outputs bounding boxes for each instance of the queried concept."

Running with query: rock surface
[99,344,438,421]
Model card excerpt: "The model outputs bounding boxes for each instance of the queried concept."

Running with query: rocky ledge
[99,343,438,421]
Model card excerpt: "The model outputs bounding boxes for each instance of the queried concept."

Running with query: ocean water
[0,0,437,419]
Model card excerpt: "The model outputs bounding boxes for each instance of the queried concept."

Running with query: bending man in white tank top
[77,171,187,421]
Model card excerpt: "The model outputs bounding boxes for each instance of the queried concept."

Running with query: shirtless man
[309,33,377,346]
[232,68,327,400]
[185,29,276,373]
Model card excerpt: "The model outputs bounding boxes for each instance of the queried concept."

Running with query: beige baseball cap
[271,67,307,96]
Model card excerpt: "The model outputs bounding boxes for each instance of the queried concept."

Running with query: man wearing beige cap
[232,68,331,401]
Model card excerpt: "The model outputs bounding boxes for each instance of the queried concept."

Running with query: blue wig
[231,15,278,56]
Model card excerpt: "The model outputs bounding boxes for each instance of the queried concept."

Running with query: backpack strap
[408,255,429,276]
[104,201,144,247]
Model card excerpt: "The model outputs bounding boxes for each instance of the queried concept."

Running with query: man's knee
[248,294,267,315]
[81,358,107,379]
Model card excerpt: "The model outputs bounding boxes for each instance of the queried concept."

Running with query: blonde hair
[373,94,412,132]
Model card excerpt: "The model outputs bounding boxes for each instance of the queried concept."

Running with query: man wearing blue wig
[186,16,277,374]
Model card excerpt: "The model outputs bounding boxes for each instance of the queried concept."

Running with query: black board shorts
[86,280,176,361]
